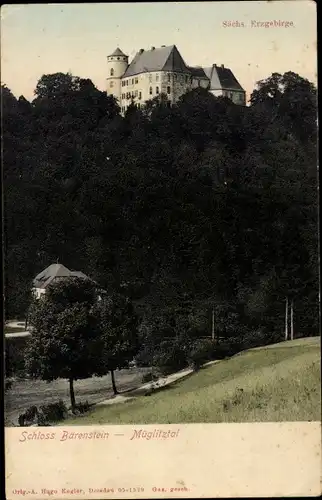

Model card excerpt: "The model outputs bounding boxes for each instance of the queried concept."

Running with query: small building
[32,263,93,299]
[203,64,246,105]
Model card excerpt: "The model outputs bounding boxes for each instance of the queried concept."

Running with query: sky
[1,1,317,102]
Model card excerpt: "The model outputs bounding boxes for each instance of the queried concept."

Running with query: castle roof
[109,47,127,57]
[123,45,190,78]
[203,64,245,92]
[187,66,209,79]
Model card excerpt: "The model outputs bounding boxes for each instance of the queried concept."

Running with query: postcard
[2,1,320,498]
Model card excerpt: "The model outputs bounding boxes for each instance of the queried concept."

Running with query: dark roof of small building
[123,45,190,78]
[216,65,244,91]
[187,66,209,79]
[33,263,92,289]
[108,47,127,57]
[33,263,70,289]
[204,64,245,92]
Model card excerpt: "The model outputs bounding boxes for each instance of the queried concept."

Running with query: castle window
[167,86,171,95]
[132,78,134,85]
[185,75,189,83]
[135,90,138,97]
[135,77,139,84]
[167,73,171,82]
[110,81,114,88]
[156,74,159,82]
[149,74,152,83]
[117,57,120,60]
[156,86,159,95]
[139,91,142,100]
[149,87,153,95]
[110,68,114,76]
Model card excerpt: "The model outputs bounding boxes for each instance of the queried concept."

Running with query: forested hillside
[2,70,318,345]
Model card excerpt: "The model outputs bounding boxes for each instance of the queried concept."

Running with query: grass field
[65,337,321,425]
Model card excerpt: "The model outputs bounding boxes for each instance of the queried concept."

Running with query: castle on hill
[106,44,246,114]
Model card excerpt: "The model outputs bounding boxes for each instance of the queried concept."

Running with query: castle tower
[106,47,128,104]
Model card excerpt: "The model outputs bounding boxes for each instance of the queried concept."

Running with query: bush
[188,339,215,370]
[74,401,90,414]
[213,343,234,359]
[18,405,40,426]
[38,400,67,423]
[135,345,153,367]
[5,378,14,391]
[241,329,271,350]
[212,336,244,359]
[141,371,159,383]
[153,339,188,376]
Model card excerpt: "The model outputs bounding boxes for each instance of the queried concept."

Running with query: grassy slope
[66,338,321,425]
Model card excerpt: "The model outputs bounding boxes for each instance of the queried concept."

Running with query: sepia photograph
[2,1,320,498]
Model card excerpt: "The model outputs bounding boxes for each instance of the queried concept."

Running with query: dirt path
[5,367,149,426]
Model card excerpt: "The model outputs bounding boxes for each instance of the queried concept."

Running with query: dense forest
[2,70,318,348]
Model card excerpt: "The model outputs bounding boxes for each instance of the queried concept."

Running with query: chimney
[151,46,155,50]
[139,48,144,54]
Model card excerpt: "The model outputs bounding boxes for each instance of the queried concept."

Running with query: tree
[25,277,104,410]
[250,71,317,143]
[3,66,318,355]
[95,293,139,394]
[2,85,39,319]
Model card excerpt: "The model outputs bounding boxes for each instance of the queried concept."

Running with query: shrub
[212,337,244,359]
[188,339,215,370]
[5,378,13,391]
[241,329,271,350]
[74,401,90,414]
[153,339,188,376]
[18,405,38,426]
[141,371,159,384]
[38,400,67,423]
[135,345,153,367]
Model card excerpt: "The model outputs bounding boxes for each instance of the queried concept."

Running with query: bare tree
[290,299,294,340]
[285,296,289,341]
